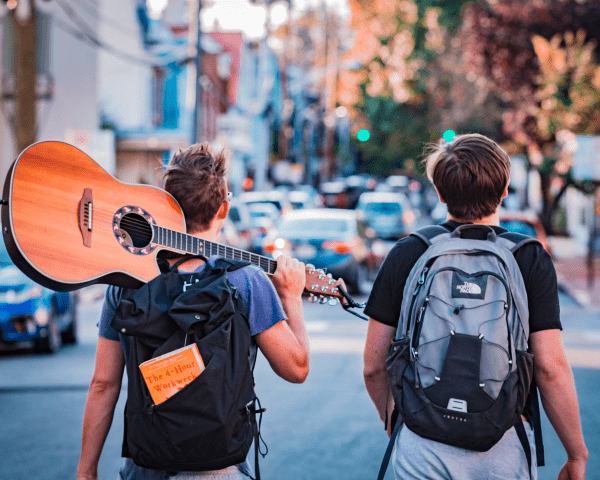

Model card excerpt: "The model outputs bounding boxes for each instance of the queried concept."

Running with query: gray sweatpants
[392,423,537,480]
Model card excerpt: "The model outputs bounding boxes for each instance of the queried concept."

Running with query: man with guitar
[76,143,311,480]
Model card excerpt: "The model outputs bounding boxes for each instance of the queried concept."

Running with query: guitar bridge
[78,188,93,247]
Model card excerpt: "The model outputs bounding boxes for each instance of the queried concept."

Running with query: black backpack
[111,256,264,474]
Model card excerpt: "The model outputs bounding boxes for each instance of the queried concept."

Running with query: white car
[356,191,416,240]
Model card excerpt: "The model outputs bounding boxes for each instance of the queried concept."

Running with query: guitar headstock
[304,264,343,305]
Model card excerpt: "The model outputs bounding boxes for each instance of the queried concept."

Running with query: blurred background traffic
[1,0,600,352]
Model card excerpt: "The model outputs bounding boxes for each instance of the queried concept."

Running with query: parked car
[261,208,379,294]
[239,190,293,216]
[356,191,416,240]
[0,236,78,353]
[227,198,262,253]
[287,189,322,209]
[499,209,552,254]
[218,216,254,253]
[247,203,280,254]
[319,180,349,209]
[344,174,379,209]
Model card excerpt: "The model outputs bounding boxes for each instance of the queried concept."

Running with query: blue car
[0,236,78,353]
[261,208,377,295]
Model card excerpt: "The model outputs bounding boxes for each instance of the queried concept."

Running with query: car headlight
[34,306,50,326]
[0,285,43,304]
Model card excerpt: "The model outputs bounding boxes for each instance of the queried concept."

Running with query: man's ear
[501,184,509,200]
[217,201,229,220]
[434,187,446,204]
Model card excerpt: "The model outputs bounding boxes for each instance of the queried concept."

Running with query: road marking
[565,348,600,369]
[310,336,365,354]
[305,321,329,333]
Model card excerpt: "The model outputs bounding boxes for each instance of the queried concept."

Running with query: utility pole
[190,0,203,145]
[4,0,37,154]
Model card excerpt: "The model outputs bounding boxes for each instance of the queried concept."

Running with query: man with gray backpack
[363,133,587,479]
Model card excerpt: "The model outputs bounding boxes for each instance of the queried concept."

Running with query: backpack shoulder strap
[497,231,543,253]
[410,225,450,246]
[213,257,251,272]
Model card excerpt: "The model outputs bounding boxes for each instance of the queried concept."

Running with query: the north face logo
[456,282,481,295]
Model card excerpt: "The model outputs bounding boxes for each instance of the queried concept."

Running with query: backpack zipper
[404,266,429,338]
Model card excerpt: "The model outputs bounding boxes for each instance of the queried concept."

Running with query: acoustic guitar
[1,141,342,303]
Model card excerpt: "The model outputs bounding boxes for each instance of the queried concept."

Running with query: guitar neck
[152,225,277,275]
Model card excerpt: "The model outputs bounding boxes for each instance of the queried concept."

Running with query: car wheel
[62,295,78,344]
[34,312,62,354]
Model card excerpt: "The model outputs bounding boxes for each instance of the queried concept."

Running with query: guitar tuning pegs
[308,294,318,303]
[328,298,338,306]
[306,263,315,273]
[319,296,328,304]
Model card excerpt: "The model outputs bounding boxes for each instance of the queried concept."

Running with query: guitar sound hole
[120,213,153,248]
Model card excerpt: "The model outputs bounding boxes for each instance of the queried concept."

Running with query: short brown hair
[424,133,510,221]
[163,143,229,233]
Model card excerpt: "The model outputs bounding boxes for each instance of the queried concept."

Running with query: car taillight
[263,238,288,253]
[403,211,415,224]
[322,240,352,254]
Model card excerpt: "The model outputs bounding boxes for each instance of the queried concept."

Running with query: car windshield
[500,220,537,237]
[247,200,281,211]
[0,240,13,268]
[279,218,350,236]
[361,202,402,215]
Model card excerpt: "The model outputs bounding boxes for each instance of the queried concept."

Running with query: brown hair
[163,143,229,233]
[423,133,510,221]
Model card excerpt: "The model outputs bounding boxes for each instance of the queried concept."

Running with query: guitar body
[2,141,186,291]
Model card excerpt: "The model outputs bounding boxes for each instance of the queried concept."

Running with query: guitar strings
[92,209,276,272]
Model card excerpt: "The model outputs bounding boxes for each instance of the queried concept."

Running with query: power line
[52,0,186,67]
[63,0,142,39]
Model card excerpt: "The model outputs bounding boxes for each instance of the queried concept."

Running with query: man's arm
[256,255,309,383]
[529,329,588,480]
[77,337,125,480]
[364,318,396,433]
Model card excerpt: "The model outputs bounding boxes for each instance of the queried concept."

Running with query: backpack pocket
[386,337,410,405]
[128,347,255,471]
[515,349,534,412]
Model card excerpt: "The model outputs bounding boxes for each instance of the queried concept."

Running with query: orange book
[139,343,205,405]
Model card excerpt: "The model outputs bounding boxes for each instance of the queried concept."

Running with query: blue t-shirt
[98,256,287,366]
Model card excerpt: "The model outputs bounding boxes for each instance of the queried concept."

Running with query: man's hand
[271,254,306,300]
[333,277,349,305]
[557,459,587,480]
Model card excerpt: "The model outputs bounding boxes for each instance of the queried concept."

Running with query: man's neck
[447,211,500,226]
[166,222,222,271]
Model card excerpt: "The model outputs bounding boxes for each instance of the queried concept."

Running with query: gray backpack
[378,224,543,479]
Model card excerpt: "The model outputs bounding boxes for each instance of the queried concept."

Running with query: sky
[147,0,349,39]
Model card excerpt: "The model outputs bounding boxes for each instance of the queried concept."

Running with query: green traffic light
[357,129,371,142]
[442,130,456,142]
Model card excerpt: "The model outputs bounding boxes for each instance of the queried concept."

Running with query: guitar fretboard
[152,225,277,274]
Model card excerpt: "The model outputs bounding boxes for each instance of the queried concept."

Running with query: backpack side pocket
[386,337,411,406]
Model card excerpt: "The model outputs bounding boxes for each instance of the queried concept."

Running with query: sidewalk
[549,236,600,309]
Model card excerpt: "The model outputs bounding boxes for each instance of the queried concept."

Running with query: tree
[460,0,600,233]
[341,0,496,177]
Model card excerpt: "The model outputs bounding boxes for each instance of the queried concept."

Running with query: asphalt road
[0,285,598,480]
